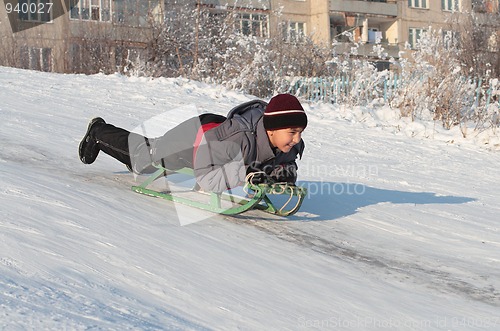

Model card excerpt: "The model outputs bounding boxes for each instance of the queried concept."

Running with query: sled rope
[244,172,301,215]
[243,171,267,192]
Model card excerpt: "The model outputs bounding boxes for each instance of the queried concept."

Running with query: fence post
[474,78,483,108]
[486,86,492,109]
[383,77,388,102]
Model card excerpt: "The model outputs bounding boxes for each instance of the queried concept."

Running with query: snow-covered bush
[125,3,499,132]
[390,28,499,134]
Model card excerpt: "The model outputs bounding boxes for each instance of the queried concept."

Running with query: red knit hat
[263,94,308,130]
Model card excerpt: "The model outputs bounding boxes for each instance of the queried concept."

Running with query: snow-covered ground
[1,66,499,330]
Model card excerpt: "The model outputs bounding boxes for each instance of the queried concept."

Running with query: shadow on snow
[288,181,476,221]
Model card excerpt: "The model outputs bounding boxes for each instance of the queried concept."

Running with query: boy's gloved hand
[269,164,297,184]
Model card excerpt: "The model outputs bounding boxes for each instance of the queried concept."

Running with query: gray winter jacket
[194,100,305,193]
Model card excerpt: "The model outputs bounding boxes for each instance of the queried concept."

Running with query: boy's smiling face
[267,127,304,153]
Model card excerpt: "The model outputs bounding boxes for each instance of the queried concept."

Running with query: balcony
[329,0,398,17]
[201,0,271,10]
[333,41,401,59]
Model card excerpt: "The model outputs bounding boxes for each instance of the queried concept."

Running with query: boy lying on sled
[78,94,307,195]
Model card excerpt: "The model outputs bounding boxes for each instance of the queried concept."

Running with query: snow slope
[1,66,499,330]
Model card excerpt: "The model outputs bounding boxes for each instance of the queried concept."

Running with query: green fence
[281,75,499,111]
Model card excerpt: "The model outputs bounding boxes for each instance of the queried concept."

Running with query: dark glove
[269,164,297,184]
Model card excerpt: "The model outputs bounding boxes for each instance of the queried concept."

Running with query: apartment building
[0,0,498,73]
[0,0,164,73]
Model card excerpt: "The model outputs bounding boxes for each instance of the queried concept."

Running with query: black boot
[79,117,106,164]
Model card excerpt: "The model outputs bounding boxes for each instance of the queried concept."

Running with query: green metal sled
[131,166,307,217]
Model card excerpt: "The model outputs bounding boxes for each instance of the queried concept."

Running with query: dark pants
[95,114,226,173]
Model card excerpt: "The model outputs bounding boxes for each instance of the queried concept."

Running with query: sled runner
[131,165,307,216]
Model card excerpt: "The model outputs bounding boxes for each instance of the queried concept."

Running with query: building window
[70,0,111,22]
[373,61,391,71]
[368,28,383,43]
[283,21,306,42]
[235,13,269,38]
[20,47,52,72]
[442,30,460,49]
[113,0,160,26]
[442,0,460,11]
[408,27,426,49]
[408,0,428,9]
[18,0,52,22]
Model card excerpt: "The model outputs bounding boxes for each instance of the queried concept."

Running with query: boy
[79,94,307,193]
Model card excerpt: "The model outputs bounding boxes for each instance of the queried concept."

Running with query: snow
[1,66,500,330]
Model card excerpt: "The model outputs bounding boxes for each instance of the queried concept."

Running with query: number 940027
[5,2,53,15]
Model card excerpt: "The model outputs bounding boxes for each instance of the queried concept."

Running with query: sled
[131,165,307,216]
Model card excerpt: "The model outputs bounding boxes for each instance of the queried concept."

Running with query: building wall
[327,0,479,55]
[400,0,473,48]
[308,0,331,45]
[270,0,310,39]
[1,0,496,74]
[0,1,159,73]
[0,6,16,67]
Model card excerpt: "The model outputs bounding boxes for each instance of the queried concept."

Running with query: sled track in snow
[3,139,498,307]
[230,216,500,307]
